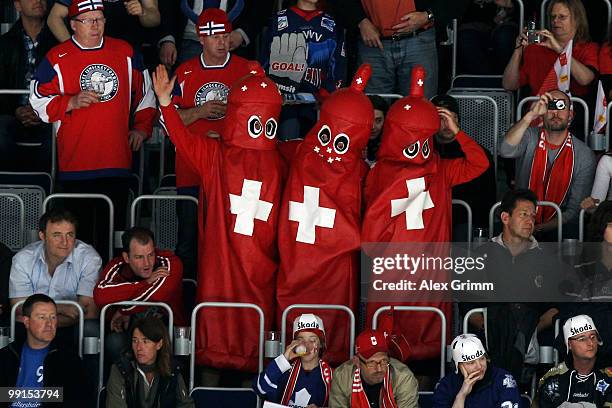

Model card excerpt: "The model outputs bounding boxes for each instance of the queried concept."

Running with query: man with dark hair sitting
[94,227,186,363]
[0,293,87,406]
[474,189,562,386]
[9,208,102,329]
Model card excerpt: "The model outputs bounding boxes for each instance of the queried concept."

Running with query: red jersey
[30,36,156,180]
[519,41,599,97]
[360,0,416,37]
[172,53,251,188]
[93,249,187,326]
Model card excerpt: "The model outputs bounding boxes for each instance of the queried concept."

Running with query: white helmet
[451,334,486,373]
[563,314,602,353]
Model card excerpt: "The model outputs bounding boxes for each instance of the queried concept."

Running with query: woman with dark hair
[364,95,388,166]
[105,316,194,408]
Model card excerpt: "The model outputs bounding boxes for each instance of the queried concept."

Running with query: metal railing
[517,96,590,145]
[43,193,115,261]
[488,200,563,243]
[372,305,447,378]
[189,302,265,392]
[11,299,84,357]
[452,199,473,244]
[280,304,356,358]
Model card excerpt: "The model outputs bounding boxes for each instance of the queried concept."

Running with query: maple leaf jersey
[30,36,156,180]
[171,53,252,189]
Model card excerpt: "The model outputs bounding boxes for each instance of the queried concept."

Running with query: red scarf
[350,366,398,408]
[281,359,333,406]
[528,129,574,223]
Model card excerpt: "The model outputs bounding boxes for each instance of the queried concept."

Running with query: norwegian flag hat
[69,0,104,18]
[197,8,232,37]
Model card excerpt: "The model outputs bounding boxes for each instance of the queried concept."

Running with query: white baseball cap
[451,334,486,373]
[563,314,602,353]
[293,314,325,342]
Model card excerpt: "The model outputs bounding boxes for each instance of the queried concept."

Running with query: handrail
[372,306,447,378]
[11,299,84,357]
[189,302,265,392]
[280,304,356,358]
[452,199,473,244]
[98,301,175,393]
[130,194,199,227]
[43,193,115,261]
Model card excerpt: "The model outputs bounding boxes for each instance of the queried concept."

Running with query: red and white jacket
[93,249,187,326]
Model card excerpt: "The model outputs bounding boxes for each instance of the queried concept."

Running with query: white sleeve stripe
[54,64,64,94]
[263,374,277,389]
[256,379,267,395]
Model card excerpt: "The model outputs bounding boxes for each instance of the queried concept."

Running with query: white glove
[269,32,308,87]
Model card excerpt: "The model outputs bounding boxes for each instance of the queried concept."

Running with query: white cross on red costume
[198,21,227,36]
[390,177,434,230]
[77,0,103,12]
[288,186,336,244]
[229,179,273,236]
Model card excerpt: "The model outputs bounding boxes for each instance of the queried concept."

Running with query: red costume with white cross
[276,65,373,365]
[362,66,489,360]
[159,65,284,372]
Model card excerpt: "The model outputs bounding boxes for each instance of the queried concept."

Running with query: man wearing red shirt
[94,227,186,361]
[171,8,251,280]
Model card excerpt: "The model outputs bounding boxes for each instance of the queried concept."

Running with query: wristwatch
[426,9,434,22]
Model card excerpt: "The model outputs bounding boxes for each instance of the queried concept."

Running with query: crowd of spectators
[0,0,611,406]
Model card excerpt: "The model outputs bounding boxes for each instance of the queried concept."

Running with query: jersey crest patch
[80,64,119,102]
[321,16,335,32]
[503,374,517,389]
[597,379,610,394]
[195,82,229,119]
[278,15,288,31]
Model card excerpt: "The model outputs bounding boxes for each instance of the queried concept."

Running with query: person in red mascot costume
[276,64,374,365]
[153,63,284,373]
[362,65,489,362]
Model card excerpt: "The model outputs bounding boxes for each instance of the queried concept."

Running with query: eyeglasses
[570,334,599,344]
[72,17,106,26]
[358,355,390,369]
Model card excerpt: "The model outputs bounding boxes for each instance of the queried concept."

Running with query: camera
[527,29,542,44]
[547,99,566,110]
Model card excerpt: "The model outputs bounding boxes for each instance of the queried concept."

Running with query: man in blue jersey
[0,294,87,406]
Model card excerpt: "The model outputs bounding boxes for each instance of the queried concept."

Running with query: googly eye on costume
[333,134,350,155]
[264,118,277,139]
[403,141,420,159]
[317,125,332,146]
[248,115,263,138]
[422,139,430,159]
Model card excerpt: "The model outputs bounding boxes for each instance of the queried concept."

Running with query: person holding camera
[500,90,595,236]
[502,0,598,98]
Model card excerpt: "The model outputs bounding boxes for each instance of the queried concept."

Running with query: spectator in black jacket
[0,0,56,172]
[0,294,88,407]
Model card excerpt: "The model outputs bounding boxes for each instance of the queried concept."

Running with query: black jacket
[0,20,56,115]
[0,339,88,407]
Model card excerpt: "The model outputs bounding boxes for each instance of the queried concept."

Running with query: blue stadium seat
[190,387,258,408]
